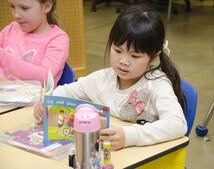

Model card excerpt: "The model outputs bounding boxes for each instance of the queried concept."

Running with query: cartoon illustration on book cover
[43,95,110,145]
[46,106,75,142]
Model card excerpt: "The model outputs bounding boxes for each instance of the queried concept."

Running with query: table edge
[124,138,189,169]
[0,106,24,115]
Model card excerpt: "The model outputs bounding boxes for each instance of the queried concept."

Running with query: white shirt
[53,68,187,147]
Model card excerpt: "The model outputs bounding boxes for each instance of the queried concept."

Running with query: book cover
[43,95,110,145]
[0,123,73,160]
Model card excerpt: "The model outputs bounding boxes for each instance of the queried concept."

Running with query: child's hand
[99,126,125,151]
[33,101,44,123]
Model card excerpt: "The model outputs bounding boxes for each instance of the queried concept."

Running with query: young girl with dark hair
[34,4,187,150]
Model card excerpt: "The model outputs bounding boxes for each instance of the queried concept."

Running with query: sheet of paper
[0,80,42,106]
[45,70,54,96]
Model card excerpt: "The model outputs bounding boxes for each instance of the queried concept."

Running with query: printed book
[0,123,73,160]
[43,95,110,145]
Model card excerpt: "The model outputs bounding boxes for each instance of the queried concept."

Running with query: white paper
[0,80,42,106]
[45,70,54,96]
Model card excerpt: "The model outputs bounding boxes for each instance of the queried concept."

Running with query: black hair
[105,4,186,115]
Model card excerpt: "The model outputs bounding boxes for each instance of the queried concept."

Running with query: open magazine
[43,71,110,144]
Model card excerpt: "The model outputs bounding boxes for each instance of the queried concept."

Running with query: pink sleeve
[0,34,69,88]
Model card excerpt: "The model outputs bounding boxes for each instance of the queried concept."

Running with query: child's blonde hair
[38,0,59,25]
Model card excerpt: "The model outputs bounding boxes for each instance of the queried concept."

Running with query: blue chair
[57,62,76,86]
[181,80,197,169]
[181,79,198,136]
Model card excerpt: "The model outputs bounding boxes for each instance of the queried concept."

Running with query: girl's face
[110,42,152,90]
[8,0,52,34]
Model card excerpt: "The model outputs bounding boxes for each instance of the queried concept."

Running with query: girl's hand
[99,126,125,151]
[33,101,44,123]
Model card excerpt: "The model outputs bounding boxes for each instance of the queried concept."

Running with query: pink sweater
[0,21,69,88]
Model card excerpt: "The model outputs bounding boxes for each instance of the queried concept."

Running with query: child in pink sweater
[0,0,69,88]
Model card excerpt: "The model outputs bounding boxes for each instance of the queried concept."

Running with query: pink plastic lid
[74,104,100,133]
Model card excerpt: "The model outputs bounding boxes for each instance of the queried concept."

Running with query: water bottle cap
[74,104,100,132]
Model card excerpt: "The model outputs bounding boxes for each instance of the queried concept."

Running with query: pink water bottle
[74,104,101,169]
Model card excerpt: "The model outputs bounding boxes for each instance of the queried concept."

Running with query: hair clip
[163,40,170,56]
